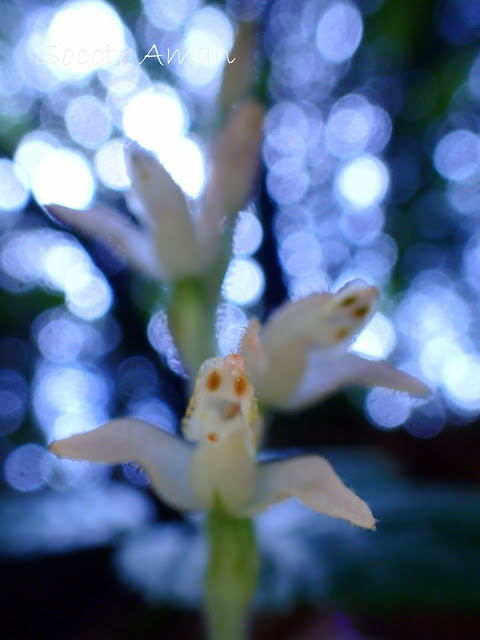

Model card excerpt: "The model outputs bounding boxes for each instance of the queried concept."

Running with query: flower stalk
[205,498,258,640]
[167,277,217,378]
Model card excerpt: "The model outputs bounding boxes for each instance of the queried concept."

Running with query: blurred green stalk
[205,499,259,640]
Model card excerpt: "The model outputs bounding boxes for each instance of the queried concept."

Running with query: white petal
[240,319,267,388]
[200,101,264,255]
[50,418,199,511]
[219,22,255,113]
[245,455,375,529]
[44,203,161,279]
[262,280,378,353]
[191,428,257,514]
[125,143,202,277]
[240,318,307,406]
[212,100,264,215]
[243,281,382,408]
[287,351,431,410]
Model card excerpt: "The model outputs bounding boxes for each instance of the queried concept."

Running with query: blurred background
[1,0,480,638]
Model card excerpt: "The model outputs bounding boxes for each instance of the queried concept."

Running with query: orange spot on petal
[234,375,247,396]
[206,370,221,391]
[340,294,357,307]
[335,327,350,342]
[353,305,370,319]
[207,432,218,443]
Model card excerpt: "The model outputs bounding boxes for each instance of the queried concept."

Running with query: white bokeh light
[0,159,29,212]
[419,335,463,384]
[442,353,480,412]
[178,6,234,87]
[45,0,125,76]
[326,107,370,158]
[366,388,412,429]
[216,303,248,357]
[31,149,95,208]
[143,0,200,30]
[336,154,389,209]
[95,139,130,190]
[122,86,188,152]
[353,312,396,359]
[65,271,113,321]
[14,131,59,180]
[279,231,323,277]
[156,136,204,198]
[65,95,112,148]
[316,3,363,63]
[222,257,265,306]
[233,209,263,255]
[32,361,110,441]
[324,94,389,159]
[4,444,48,492]
[433,129,480,182]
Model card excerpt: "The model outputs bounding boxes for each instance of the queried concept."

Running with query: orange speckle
[335,327,349,342]
[353,305,370,319]
[224,403,240,419]
[207,432,218,443]
[206,369,221,391]
[340,294,357,307]
[234,375,247,396]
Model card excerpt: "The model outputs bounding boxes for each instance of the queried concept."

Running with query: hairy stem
[205,501,259,640]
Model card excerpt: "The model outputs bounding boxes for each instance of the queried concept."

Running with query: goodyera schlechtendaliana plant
[42,26,430,637]
[43,133,430,640]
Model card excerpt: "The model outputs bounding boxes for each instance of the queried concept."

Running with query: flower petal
[241,281,378,408]
[287,351,431,410]
[125,143,202,277]
[241,318,307,406]
[245,455,376,529]
[219,22,255,113]
[262,280,378,353]
[50,418,199,511]
[44,203,161,279]
[201,101,264,256]
[213,100,264,215]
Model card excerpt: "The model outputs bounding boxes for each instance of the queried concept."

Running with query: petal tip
[363,517,377,531]
[400,375,432,399]
[48,441,61,456]
[415,380,433,398]
[352,505,376,530]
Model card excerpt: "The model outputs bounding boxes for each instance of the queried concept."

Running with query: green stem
[205,501,259,640]
[167,277,217,378]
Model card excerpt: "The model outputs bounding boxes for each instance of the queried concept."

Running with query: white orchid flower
[49,353,375,530]
[44,101,264,281]
[241,279,430,411]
